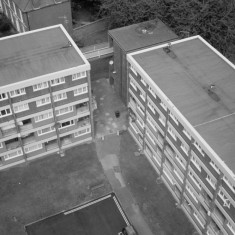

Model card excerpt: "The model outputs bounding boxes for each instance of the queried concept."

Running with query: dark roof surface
[13,0,68,12]
[0,26,85,87]
[26,194,128,235]
[132,37,235,173]
[109,19,178,52]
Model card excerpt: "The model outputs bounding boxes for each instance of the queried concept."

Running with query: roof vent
[135,20,158,35]
[206,84,220,102]
[163,43,176,59]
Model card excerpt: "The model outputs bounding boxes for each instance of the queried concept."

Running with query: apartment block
[0,0,72,34]
[126,36,235,235]
[0,24,93,170]
[108,19,178,105]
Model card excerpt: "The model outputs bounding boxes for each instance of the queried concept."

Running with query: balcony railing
[77,119,90,128]
[1,127,17,137]
[19,123,33,132]
[6,141,20,151]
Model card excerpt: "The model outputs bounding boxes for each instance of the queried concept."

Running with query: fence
[73,18,109,43]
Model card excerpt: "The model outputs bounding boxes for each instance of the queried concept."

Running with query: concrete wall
[27,1,72,34]
[73,18,109,42]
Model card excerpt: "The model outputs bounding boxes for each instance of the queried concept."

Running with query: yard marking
[113,196,130,226]
[64,194,111,215]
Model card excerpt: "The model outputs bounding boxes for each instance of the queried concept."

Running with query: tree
[99,0,235,58]
[99,0,159,29]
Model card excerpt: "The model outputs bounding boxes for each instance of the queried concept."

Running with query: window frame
[59,120,75,129]
[55,106,73,116]
[130,64,137,76]
[0,108,12,117]
[37,126,55,136]
[0,93,8,100]
[36,97,51,107]
[73,85,88,96]
[13,103,29,113]
[148,86,156,98]
[53,92,67,102]
[50,77,65,86]
[24,144,42,153]
[72,71,86,81]
[33,82,48,91]
[9,88,26,97]
[4,149,23,160]
[34,112,53,123]
[74,127,91,137]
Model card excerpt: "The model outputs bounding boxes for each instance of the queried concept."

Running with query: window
[130,76,137,91]
[4,149,23,160]
[140,91,146,101]
[175,154,186,169]
[130,64,137,76]
[74,85,88,96]
[194,141,205,156]
[55,106,73,116]
[137,104,144,115]
[174,169,183,183]
[53,92,67,102]
[140,77,146,86]
[0,142,3,148]
[34,112,53,122]
[13,103,29,113]
[218,190,231,208]
[159,114,166,126]
[186,185,198,202]
[168,126,177,141]
[146,130,155,145]
[37,126,55,136]
[59,120,74,129]
[137,117,144,128]
[129,121,139,134]
[148,86,156,98]
[33,82,48,91]
[210,161,220,174]
[193,212,205,228]
[19,10,23,21]
[183,128,191,140]
[191,156,201,171]
[74,127,91,137]
[36,97,50,107]
[24,144,42,153]
[169,112,178,125]
[181,142,189,155]
[206,174,216,189]
[72,71,86,80]
[223,176,235,193]
[147,115,156,131]
[0,93,7,100]
[160,101,167,111]
[148,101,155,114]
[189,171,202,189]
[0,108,11,117]
[10,88,25,97]
[163,169,175,185]
[50,77,65,86]
[227,222,235,235]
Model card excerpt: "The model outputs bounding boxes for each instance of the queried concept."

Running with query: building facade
[126,36,235,235]
[0,0,72,34]
[108,20,178,105]
[0,25,93,170]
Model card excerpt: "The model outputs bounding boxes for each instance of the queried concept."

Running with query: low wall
[73,18,109,43]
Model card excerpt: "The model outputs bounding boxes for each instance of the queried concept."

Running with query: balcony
[61,135,73,146]
[76,102,89,115]
[1,125,17,137]
[5,138,20,151]
[77,116,90,128]
[22,133,36,145]
[45,139,58,151]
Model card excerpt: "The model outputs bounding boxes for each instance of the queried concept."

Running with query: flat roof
[131,37,235,173]
[0,25,85,87]
[13,0,68,12]
[109,19,178,52]
[26,193,129,235]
